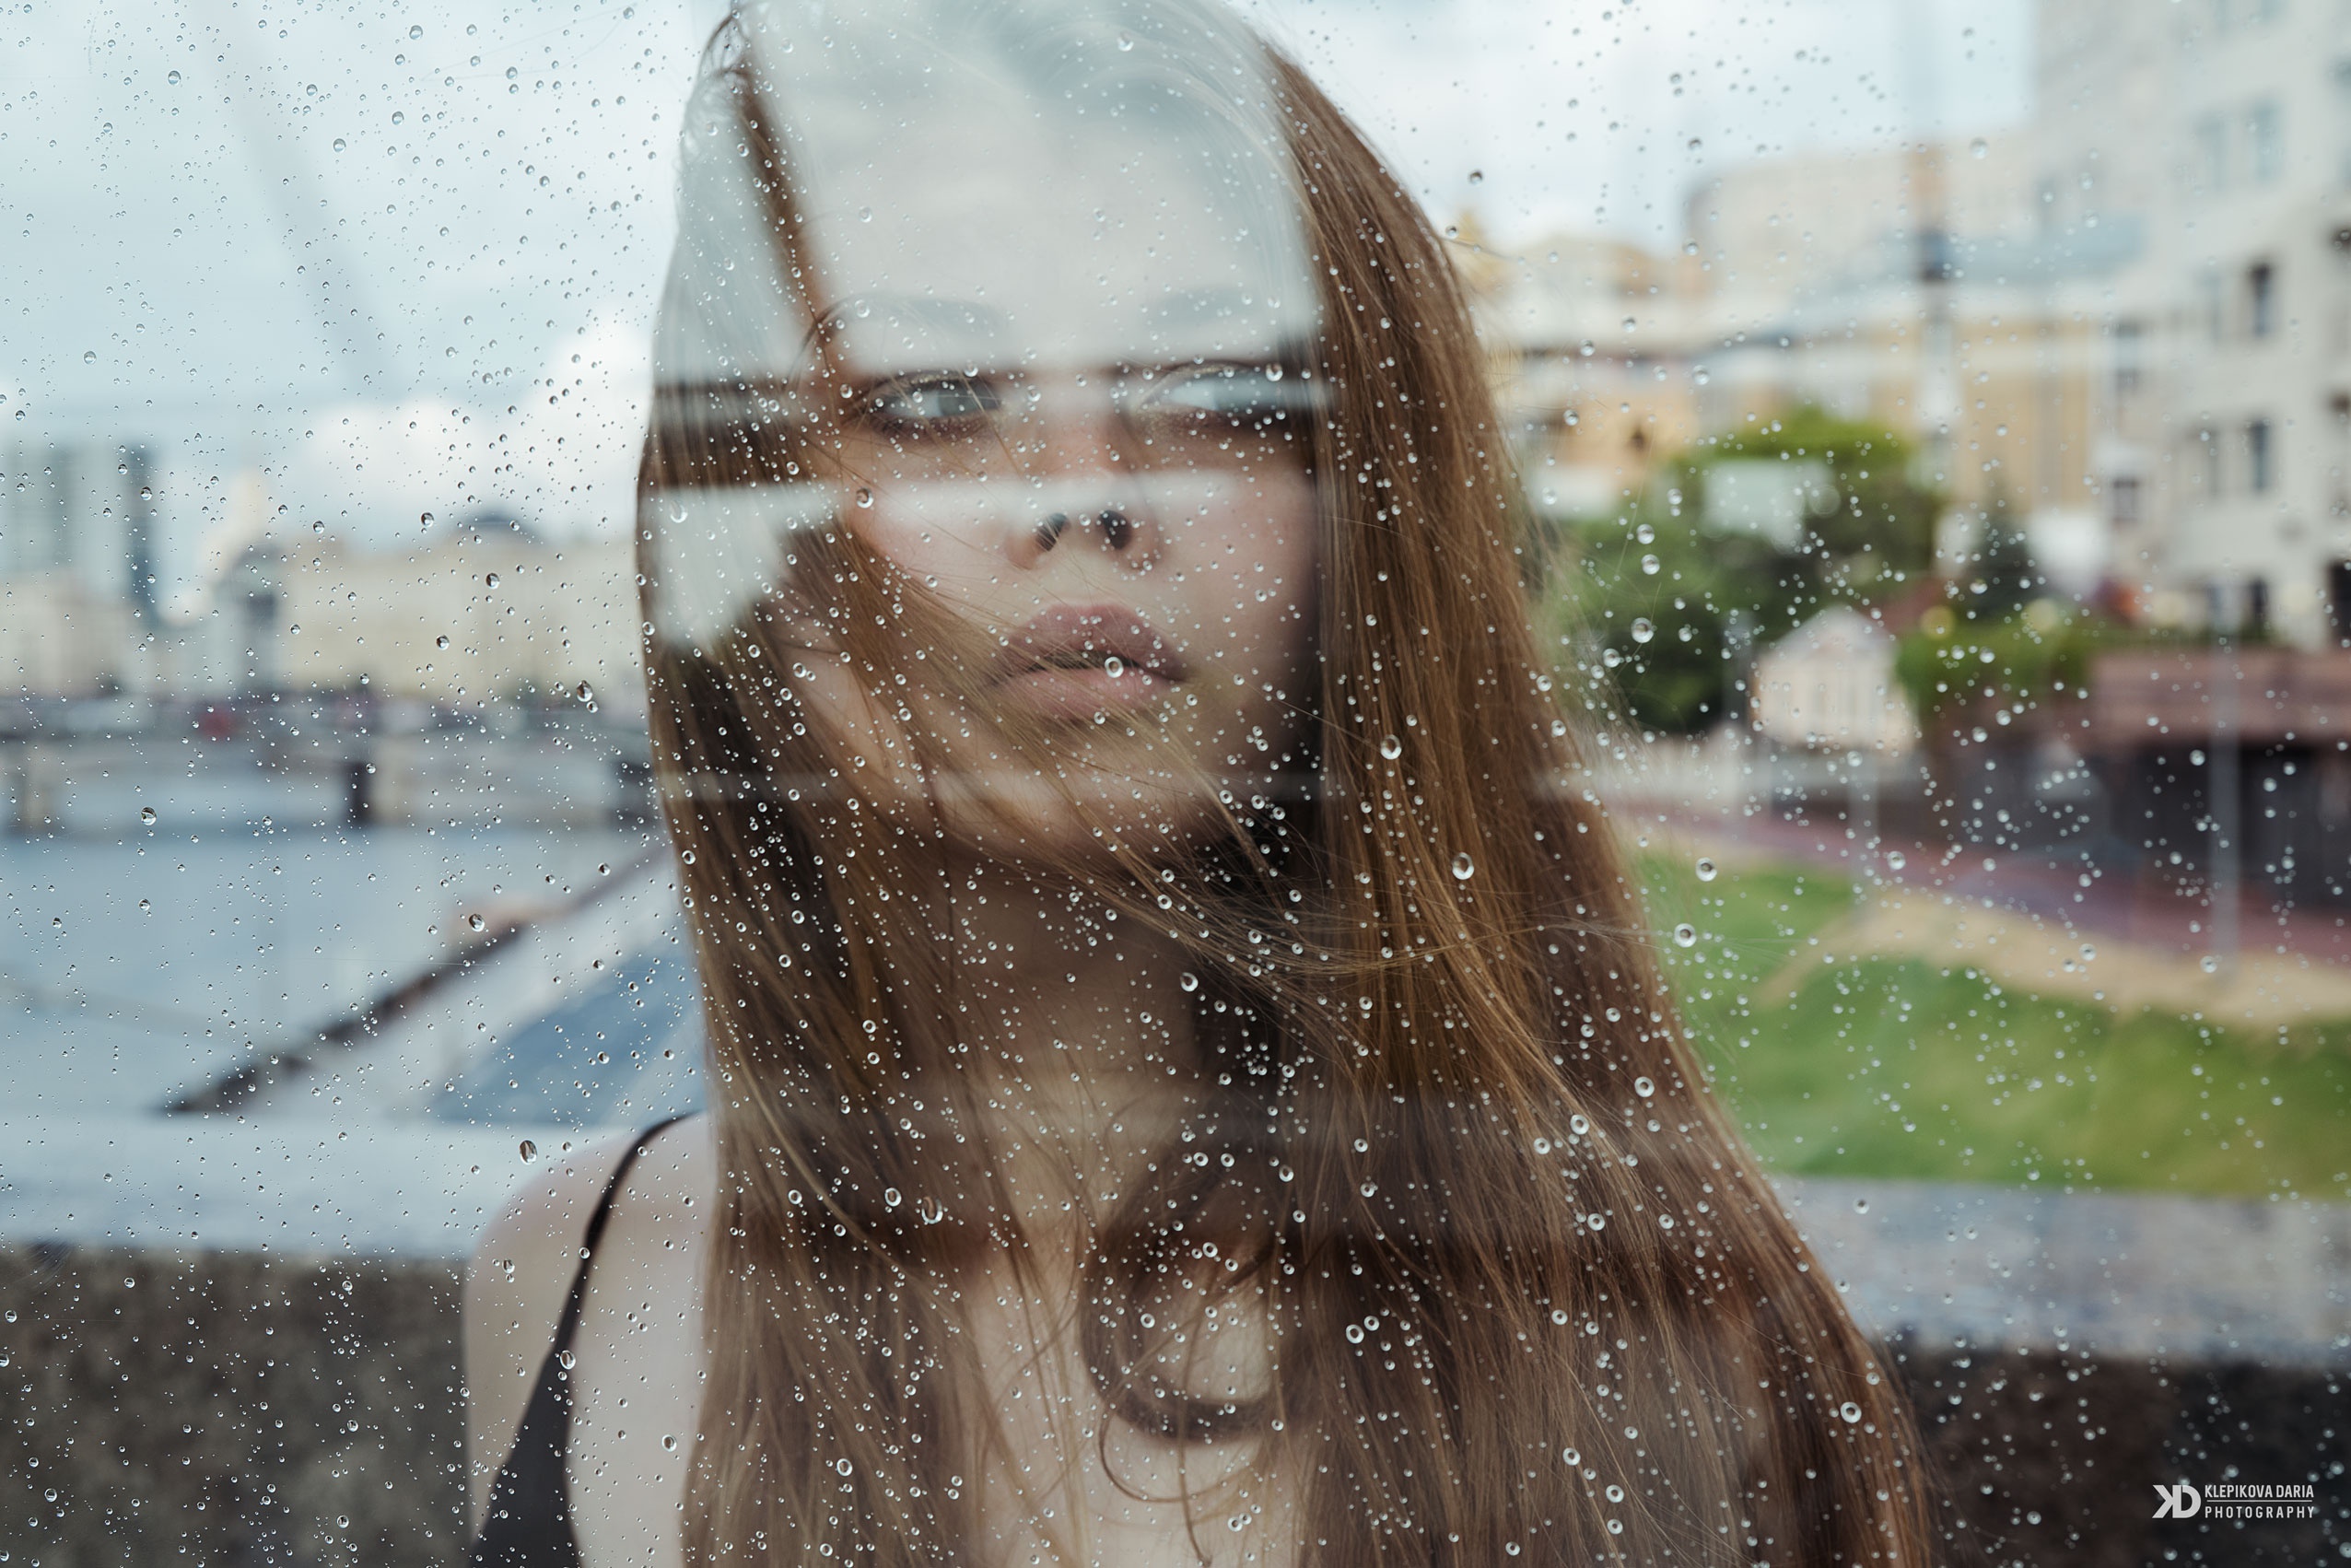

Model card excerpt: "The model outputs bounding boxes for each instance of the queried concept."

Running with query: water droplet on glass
[1886,849,1907,872]
[1634,521,1655,544]
[1630,617,1654,644]
[138,898,151,913]
[1633,1075,1655,1097]
[140,806,157,825]
[1694,856,1716,882]
[854,487,874,509]
[1840,1401,1864,1424]
[883,1187,902,1209]
[409,22,423,38]
[1467,169,1484,184]
[2201,954,2219,974]
[663,1434,678,1452]
[484,571,500,588]
[167,69,181,85]
[1116,29,1134,49]
[1971,137,1989,158]
[575,681,594,702]
[1179,972,1199,992]
[1854,1197,1870,1214]
[1640,554,1661,576]
[333,137,346,152]
[436,635,450,649]
[83,349,97,365]
[556,1349,575,1369]
[1378,733,1402,760]
[1671,923,1696,948]
[1451,852,1475,881]
[917,1195,945,1224]
[518,1140,537,1162]
[835,1457,854,1476]
[2080,943,2097,963]
[468,913,486,932]
[1102,656,1124,679]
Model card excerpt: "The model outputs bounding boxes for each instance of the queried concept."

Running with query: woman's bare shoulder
[461,1116,712,1527]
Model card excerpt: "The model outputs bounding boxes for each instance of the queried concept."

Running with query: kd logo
[2153,1482,2203,1519]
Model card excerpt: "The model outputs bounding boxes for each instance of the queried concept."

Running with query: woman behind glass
[464,4,1932,1564]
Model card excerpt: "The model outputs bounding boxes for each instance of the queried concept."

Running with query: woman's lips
[991,603,1187,719]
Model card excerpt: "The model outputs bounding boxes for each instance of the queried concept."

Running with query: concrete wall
[0,1248,466,1568]
[2,1189,2343,1567]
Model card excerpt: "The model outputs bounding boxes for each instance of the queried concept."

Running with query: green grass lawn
[1636,853,2351,1203]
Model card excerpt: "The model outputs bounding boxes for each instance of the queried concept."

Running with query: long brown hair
[640,14,1932,1565]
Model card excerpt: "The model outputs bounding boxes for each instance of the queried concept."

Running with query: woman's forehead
[661,0,1316,382]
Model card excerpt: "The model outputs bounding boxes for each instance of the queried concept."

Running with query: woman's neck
[942,856,1201,1246]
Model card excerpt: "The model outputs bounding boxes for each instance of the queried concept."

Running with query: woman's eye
[866,375,997,425]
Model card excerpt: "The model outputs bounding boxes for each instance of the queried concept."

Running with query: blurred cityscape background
[4,0,2348,1562]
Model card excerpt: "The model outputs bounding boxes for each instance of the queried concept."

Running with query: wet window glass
[5,1,2343,1563]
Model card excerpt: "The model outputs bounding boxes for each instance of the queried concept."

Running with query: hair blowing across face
[639,20,1935,1568]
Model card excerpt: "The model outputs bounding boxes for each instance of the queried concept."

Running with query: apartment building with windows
[2041,0,2351,646]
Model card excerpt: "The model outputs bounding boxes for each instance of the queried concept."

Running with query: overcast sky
[0,0,2029,606]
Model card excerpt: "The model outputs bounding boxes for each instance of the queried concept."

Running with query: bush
[1549,407,1940,733]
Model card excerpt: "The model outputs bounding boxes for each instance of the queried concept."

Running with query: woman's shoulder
[462,1115,712,1526]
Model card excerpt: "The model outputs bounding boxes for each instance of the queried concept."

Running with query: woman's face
[790,328,1323,859]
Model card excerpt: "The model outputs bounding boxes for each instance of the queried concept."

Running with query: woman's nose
[1022,392,1137,482]
[1010,500,1156,571]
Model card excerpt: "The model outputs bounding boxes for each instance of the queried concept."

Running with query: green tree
[1548,406,1941,734]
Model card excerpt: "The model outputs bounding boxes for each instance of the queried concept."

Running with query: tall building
[2039,0,2351,647]
[0,439,157,696]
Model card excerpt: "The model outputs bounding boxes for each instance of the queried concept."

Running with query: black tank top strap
[469,1117,688,1568]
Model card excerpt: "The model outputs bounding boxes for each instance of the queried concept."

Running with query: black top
[470,1117,685,1568]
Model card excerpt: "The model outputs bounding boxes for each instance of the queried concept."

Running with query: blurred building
[1683,132,2127,563]
[1749,605,1920,755]
[1474,234,1701,522]
[2035,0,2351,649]
[173,514,643,710]
[0,438,157,696]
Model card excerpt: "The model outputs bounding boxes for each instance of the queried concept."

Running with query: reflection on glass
[6,0,2345,1562]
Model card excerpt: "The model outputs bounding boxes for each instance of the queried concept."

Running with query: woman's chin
[927,765,1227,863]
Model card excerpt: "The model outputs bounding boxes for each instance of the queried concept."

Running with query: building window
[2111,474,2145,526]
[2248,99,2284,183]
[2114,319,2145,393]
[2248,261,2277,337]
[2338,64,2351,184]
[2249,417,2275,491]
[2194,114,2228,193]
